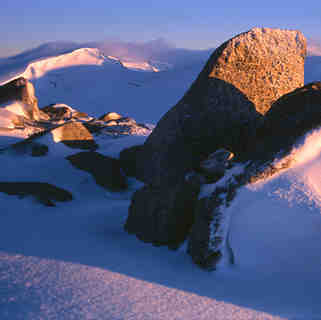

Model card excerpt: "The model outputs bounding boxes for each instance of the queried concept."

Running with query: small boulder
[51,121,97,150]
[99,112,122,122]
[199,149,234,183]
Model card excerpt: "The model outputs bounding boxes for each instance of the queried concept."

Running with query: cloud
[307,39,321,56]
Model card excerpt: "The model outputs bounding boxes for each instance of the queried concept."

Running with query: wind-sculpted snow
[251,127,321,207]
[0,128,321,318]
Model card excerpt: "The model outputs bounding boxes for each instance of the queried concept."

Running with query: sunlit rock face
[51,122,97,150]
[0,77,40,121]
[205,27,306,115]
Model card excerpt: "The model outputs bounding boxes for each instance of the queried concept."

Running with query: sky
[1,0,321,58]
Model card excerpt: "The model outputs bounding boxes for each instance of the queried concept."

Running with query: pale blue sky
[1,0,320,57]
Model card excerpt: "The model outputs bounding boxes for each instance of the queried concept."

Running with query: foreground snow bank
[229,128,321,273]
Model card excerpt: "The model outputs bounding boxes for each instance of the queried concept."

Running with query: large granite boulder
[141,27,306,186]
[66,151,127,191]
[256,81,321,158]
[125,28,307,249]
[51,121,97,150]
[0,77,40,121]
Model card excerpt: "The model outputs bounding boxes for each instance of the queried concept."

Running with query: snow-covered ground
[0,126,321,319]
[1,44,321,319]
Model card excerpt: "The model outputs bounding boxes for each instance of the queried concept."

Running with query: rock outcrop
[85,116,152,137]
[125,27,307,249]
[41,104,90,122]
[66,152,127,191]
[0,77,40,121]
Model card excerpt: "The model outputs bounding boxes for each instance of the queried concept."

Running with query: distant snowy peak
[1,48,169,86]
[18,48,106,81]
[107,55,171,72]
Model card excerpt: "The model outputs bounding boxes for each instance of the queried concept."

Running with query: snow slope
[0,47,208,124]
[1,126,321,319]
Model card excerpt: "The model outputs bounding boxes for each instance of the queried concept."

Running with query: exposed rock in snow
[51,121,97,150]
[125,175,202,248]
[199,148,234,183]
[85,116,153,138]
[0,77,40,121]
[0,182,72,206]
[66,151,127,191]
[99,111,122,122]
[41,103,91,123]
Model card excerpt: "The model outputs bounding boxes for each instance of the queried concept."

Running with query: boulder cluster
[124,27,321,269]
[0,78,152,206]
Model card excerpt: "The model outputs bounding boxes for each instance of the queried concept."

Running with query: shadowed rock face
[0,77,40,121]
[256,81,321,158]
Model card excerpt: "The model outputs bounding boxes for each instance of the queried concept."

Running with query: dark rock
[0,182,73,206]
[256,81,321,158]
[125,176,202,248]
[66,151,127,191]
[51,121,98,150]
[198,149,234,183]
[119,144,145,180]
[0,77,40,121]
[31,143,49,157]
